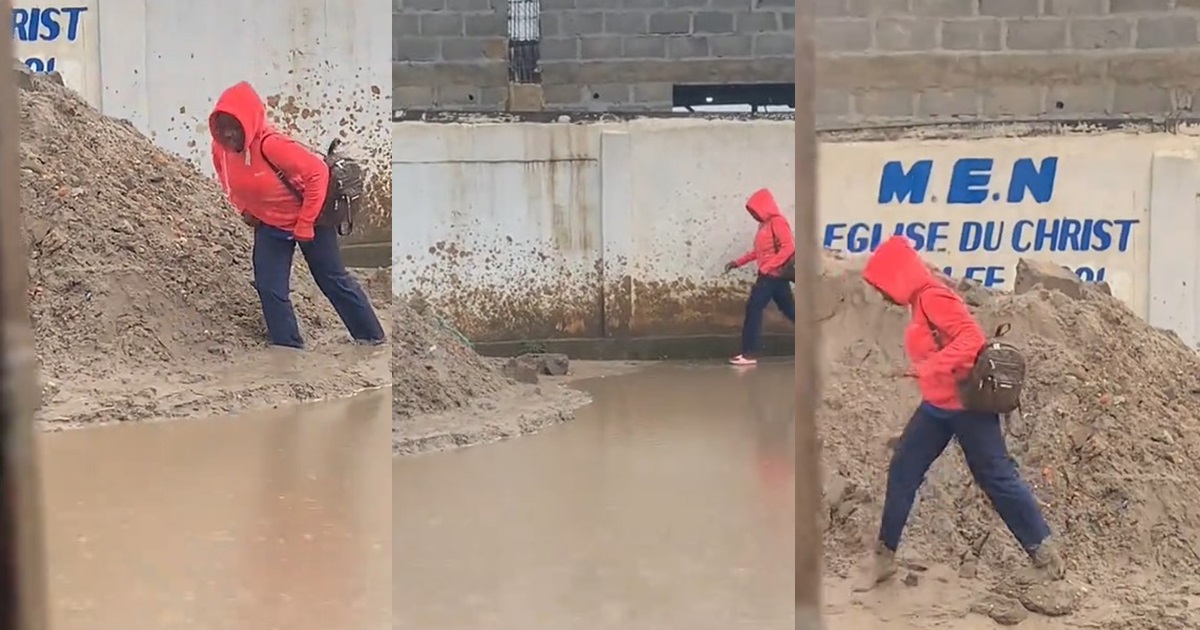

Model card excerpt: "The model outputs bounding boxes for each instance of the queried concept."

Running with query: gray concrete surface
[815,0,1200,126]
[394,0,1200,121]
[392,0,795,111]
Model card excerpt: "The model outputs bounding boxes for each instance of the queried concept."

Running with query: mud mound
[391,300,511,419]
[18,67,348,379]
[818,255,1200,594]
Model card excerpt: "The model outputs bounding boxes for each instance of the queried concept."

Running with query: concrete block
[855,89,916,117]
[735,11,779,32]
[1006,19,1069,50]
[1046,83,1113,114]
[542,0,576,8]
[1180,0,1200,9]
[393,85,436,108]
[813,19,872,52]
[445,0,493,9]
[515,353,571,376]
[577,0,614,7]
[708,34,754,57]
[560,11,605,35]
[582,36,624,59]
[1069,18,1133,49]
[845,0,910,16]
[433,85,485,107]
[941,19,1003,50]
[464,13,506,37]
[1112,84,1172,114]
[709,0,755,8]
[507,84,545,110]
[917,88,980,117]
[584,83,633,104]
[1108,51,1200,84]
[815,0,847,18]
[874,18,941,51]
[782,11,795,30]
[441,37,507,62]
[403,0,444,9]
[816,87,854,117]
[755,0,791,7]
[981,85,1046,116]
[910,0,977,17]
[694,11,736,32]
[1013,259,1087,300]
[649,11,692,34]
[631,82,674,104]
[753,32,794,56]
[1110,0,1171,11]
[540,13,560,36]
[1046,0,1107,15]
[393,13,420,36]
[1135,16,1199,49]
[394,37,440,62]
[419,13,464,36]
[542,82,586,105]
[622,35,668,57]
[604,11,649,34]
[621,0,666,8]
[667,37,710,59]
[979,0,1040,16]
[541,37,581,60]
[502,356,540,383]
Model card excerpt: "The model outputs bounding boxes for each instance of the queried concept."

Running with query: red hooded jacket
[209,82,328,241]
[862,236,985,410]
[732,188,795,277]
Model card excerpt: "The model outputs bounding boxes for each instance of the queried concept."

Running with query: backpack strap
[259,133,303,203]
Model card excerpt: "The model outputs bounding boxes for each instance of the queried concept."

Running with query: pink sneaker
[729,355,757,366]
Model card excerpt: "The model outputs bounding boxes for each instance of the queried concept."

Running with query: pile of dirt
[391,300,511,420]
[17,67,354,381]
[817,255,1200,607]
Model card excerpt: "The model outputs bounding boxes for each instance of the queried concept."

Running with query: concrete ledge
[472,333,795,361]
[341,241,390,268]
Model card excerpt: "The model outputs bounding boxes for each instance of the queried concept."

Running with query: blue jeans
[252,225,385,348]
[879,402,1052,554]
[740,274,795,356]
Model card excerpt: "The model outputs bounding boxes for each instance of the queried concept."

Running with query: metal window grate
[507,0,541,84]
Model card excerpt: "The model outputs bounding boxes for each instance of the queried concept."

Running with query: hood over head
[745,188,782,222]
[862,235,937,305]
[209,81,268,144]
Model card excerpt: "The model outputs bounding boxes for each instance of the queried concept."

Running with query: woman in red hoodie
[209,82,385,349]
[856,235,1063,590]
[724,188,796,366]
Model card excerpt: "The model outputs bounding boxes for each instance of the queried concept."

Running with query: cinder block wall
[816,0,1200,126]
[392,0,796,111]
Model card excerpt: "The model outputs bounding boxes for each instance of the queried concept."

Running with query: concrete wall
[391,118,795,342]
[392,119,1200,350]
[816,1,1200,127]
[14,0,393,259]
[392,0,795,111]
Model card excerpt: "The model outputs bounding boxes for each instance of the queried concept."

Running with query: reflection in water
[394,363,795,630]
[40,390,391,630]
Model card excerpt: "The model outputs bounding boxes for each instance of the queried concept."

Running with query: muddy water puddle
[39,389,391,630]
[393,362,795,630]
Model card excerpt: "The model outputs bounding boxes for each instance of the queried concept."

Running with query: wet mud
[40,390,391,630]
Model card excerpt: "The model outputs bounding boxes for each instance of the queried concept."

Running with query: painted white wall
[392,120,1200,346]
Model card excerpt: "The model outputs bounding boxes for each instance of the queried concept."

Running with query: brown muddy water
[38,389,391,630]
[393,362,795,630]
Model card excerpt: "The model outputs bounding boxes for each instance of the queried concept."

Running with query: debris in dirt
[816,251,1200,616]
[18,67,359,388]
[529,352,570,376]
[1017,582,1085,617]
[1013,258,1095,299]
[970,593,1029,626]
[903,573,920,587]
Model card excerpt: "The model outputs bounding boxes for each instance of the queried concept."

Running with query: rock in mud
[1018,581,1085,617]
[1012,258,1086,299]
[502,355,541,384]
[970,593,1029,626]
[515,352,570,376]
